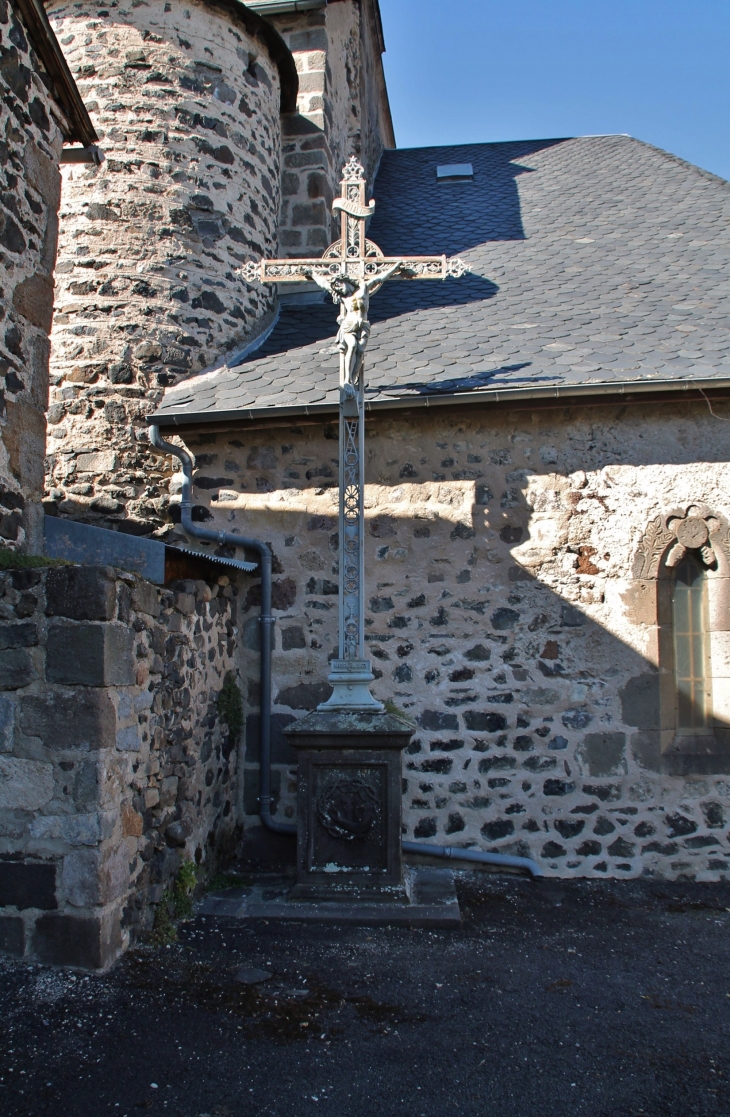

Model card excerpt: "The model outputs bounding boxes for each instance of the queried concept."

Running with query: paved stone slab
[198,867,461,928]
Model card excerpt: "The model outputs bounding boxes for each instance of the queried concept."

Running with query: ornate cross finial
[341,155,366,181]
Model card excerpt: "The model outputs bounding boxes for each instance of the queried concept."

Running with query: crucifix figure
[243,157,465,710]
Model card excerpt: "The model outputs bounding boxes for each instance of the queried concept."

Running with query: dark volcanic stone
[45,567,116,621]
[481,819,514,841]
[418,710,459,732]
[0,860,56,910]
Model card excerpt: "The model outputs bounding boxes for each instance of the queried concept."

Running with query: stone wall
[0,563,241,968]
[1,0,66,552]
[45,0,284,532]
[272,0,393,256]
[175,398,730,880]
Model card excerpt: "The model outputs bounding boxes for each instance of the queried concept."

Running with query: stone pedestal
[284,710,414,903]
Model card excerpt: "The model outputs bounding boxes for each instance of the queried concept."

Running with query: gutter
[151,374,730,430]
[246,1,326,12]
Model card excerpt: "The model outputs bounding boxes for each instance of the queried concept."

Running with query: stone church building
[2,0,730,967]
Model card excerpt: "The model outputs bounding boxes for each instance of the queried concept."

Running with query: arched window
[672,552,711,733]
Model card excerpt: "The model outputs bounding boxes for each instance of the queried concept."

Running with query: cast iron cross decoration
[243,157,466,710]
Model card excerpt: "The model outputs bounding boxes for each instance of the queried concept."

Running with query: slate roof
[153,135,730,427]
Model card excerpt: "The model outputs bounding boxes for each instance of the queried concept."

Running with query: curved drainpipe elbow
[148,424,295,836]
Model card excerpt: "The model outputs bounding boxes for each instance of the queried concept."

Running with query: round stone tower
[45,0,296,532]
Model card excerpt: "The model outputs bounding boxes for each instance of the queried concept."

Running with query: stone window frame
[632,503,730,772]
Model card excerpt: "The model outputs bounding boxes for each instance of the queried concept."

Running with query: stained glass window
[672,554,709,731]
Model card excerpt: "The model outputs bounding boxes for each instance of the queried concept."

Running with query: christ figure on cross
[306,261,403,394]
[242,156,465,710]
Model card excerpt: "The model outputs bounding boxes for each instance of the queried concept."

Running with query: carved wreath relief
[316,775,379,841]
[633,505,730,578]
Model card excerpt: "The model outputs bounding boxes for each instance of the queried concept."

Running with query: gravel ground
[1,871,730,1117]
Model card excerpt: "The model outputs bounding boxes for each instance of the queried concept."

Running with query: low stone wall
[1,0,66,552]
[180,399,730,880]
[0,563,241,967]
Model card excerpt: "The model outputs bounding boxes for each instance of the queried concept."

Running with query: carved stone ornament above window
[632,504,730,579]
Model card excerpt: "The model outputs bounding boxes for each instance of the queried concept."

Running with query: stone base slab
[198,867,461,928]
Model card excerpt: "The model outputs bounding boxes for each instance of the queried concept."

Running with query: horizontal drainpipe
[148,424,295,836]
[402,841,543,878]
[149,425,542,873]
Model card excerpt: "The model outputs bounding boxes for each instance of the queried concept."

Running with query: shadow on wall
[193,429,730,875]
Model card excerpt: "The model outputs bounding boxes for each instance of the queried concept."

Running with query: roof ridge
[624,136,730,189]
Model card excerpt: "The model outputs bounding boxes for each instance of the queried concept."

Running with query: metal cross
[243,157,466,710]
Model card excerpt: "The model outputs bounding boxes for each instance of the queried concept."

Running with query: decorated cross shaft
[243,158,465,710]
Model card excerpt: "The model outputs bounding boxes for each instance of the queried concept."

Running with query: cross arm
[241,254,467,286]
[241,258,344,285]
[367,255,467,280]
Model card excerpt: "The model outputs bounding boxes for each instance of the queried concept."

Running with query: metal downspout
[148,424,296,836]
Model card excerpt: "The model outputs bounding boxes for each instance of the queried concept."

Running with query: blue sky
[379,0,730,181]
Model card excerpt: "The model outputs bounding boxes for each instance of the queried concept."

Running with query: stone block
[46,567,116,621]
[61,844,128,909]
[708,576,730,633]
[712,677,730,723]
[520,688,560,707]
[463,710,506,732]
[74,451,117,474]
[159,776,178,808]
[418,709,459,732]
[576,733,627,777]
[164,819,192,848]
[0,648,35,689]
[0,756,54,810]
[24,139,61,211]
[711,630,730,678]
[621,580,657,626]
[296,71,325,94]
[20,690,116,750]
[31,910,122,969]
[13,271,55,332]
[620,673,660,730]
[306,227,328,247]
[281,625,306,650]
[121,803,143,837]
[62,849,101,907]
[292,201,326,226]
[0,859,57,910]
[46,624,134,686]
[561,605,586,627]
[0,914,25,955]
[0,622,39,649]
[29,814,101,846]
[117,724,140,752]
[0,695,13,752]
[131,580,160,617]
